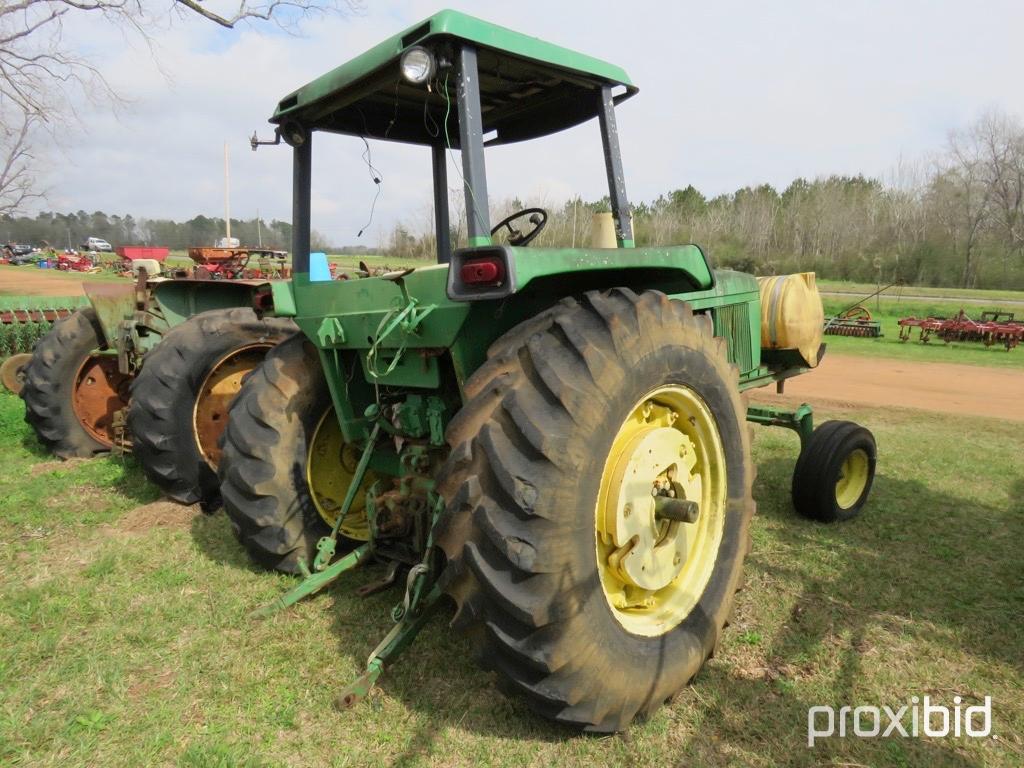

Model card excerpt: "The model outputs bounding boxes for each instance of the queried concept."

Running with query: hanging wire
[423,88,440,138]
[441,70,491,239]
[356,135,383,238]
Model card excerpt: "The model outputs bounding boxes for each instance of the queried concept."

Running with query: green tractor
[221,10,878,731]
[20,274,295,505]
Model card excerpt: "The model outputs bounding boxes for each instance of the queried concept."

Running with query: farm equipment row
[898,309,1024,350]
[4,10,878,734]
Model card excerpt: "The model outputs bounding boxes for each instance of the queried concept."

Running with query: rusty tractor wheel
[219,332,373,573]
[1,353,34,395]
[127,308,296,506]
[21,308,131,457]
[435,289,755,732]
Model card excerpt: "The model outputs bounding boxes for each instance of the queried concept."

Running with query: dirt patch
[110,501,200,535]
[0,265,124,297]
[751,353,1024,421]
[29,457,89,477]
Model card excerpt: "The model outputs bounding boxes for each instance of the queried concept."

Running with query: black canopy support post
[456,45,491,246]
[598,84,633,248]
[292,137,312,274]
[431,143,451,263]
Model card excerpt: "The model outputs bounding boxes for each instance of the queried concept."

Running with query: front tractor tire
[127,308,297,505]
[218,333,372,573]
[792,421,876,522]
[21,307,131,458]
[436,289,755,732]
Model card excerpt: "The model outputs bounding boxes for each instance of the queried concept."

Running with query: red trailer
[116,246,169,262]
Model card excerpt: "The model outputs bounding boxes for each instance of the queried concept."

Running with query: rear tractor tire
[792,420,876,522]
[219,332,373,573]
[21,307,132,458]
[127,308,297,506]
[435,289,756,732]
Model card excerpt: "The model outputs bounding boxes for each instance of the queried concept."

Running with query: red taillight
[460,257,505,285]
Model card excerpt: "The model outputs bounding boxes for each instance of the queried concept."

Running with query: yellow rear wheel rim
[306,407,372,541]
[595,385,727,637]
[835,448,869,509]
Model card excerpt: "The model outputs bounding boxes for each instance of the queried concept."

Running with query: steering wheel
[490,207,548,247]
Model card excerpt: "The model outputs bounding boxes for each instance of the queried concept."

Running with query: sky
[33,0,1024,248]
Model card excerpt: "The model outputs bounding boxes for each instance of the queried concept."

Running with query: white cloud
[28,0,1024,246]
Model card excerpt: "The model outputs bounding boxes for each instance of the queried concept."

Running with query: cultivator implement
[823,305,883,337]
[0,296,90,326]
[898,309,1024,350]
[0,296,92,365]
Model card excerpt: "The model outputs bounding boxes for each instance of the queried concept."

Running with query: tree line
[385,110,1024,290]
[7,110,1023,289]
[0,211,294,251]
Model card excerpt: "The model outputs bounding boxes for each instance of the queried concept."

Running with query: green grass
[0,391,1021,766]
[821,297,1024,369]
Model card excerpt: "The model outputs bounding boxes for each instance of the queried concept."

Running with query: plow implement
[898,310,1024,350]
[823,305,883,337]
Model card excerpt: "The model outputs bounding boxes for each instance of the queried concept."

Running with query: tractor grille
[712,303,755,374]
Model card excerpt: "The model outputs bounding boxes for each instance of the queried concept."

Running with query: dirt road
[0,266,124,297]
[750,353,1024,422]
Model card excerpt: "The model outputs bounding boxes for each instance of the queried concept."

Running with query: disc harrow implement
[898,309,1024,350]
[823,305,883,337]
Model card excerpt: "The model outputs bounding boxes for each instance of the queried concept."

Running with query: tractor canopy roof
[270,9,637,146]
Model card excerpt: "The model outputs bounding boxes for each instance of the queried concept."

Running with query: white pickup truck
[80,237,112,252]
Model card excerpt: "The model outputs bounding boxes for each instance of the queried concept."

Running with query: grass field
[1,391,1021,767]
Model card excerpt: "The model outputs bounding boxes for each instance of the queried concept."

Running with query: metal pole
[597,85,633,248]
[292,139,312,275]
[456,46,491,246]
[572,198,578,248]
[224,142,231,242]
[432,144,451,263]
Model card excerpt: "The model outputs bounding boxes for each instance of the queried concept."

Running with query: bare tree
[0,0,359,216]
[929,125,993,288]
[974,109,1024,259]
[0,111,41,214]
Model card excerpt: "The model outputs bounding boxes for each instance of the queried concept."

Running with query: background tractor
[220,10,878,732]
[19,270,294,505]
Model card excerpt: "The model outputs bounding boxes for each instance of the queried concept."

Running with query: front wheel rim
[835,448,870,509]
[595,385,727,637]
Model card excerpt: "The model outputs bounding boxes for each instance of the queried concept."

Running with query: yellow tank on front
[757,273,824,368]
